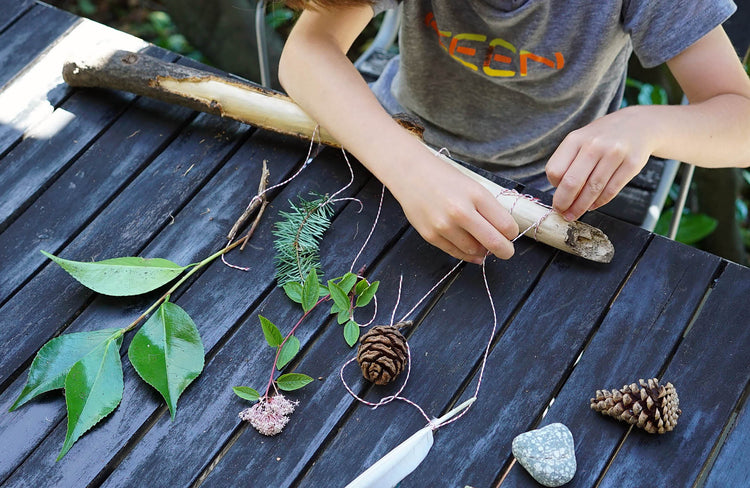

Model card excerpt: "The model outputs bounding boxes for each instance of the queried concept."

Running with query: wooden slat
[392,216,650,487]
[0,0,33,33]
[500,236,721,487]
[99,177,407,487]
[0,4,77,89]
[0,18,150,156]
[0,143,374,486]
[599,262,750,485]
[598,185,652,225]
[0,89,137,232]
[703,388,750,487]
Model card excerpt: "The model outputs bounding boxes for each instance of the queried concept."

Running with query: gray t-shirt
[370,0,736,184]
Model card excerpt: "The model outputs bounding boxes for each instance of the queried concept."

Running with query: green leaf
[41,251,187,296]
[276,336,300,370]
[259,315,283,348]
[232,386,260,402]
[128,301,205,420]
[355,279,369,296]
[301,269,320,313]
[58,335,124,460]
[343,320,360,347]
[337,309,350,325]
[276,373,314,391]
[283,282,303,304]
[338,273,358,294]
[10,328,122,411]
[655,209,718,244]
[319,285,329,297]
[328,281,350,313]
[355,281,379,308]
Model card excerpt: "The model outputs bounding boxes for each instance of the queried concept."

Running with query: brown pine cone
[590,378,681,434]
[356,325,408,385]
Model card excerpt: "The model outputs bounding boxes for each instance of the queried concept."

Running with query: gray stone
[512,423,576,487]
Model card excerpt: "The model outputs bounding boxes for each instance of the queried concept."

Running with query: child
[278,0,750,264]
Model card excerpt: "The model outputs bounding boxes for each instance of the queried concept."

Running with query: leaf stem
[120,238,248,335]
[262,295,329,398]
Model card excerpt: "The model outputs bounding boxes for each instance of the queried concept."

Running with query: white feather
[345,397,476,488]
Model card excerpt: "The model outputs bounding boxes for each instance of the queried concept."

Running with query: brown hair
[283,0,374,10]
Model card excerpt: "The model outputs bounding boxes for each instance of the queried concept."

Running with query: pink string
[350,184,385,274]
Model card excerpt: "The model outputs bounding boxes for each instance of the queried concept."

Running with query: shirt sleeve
[371,0,400,16]
[623,0,737,68]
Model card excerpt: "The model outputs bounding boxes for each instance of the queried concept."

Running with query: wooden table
[2,3,749,487]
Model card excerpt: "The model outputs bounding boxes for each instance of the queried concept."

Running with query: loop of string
[496,188,556,242]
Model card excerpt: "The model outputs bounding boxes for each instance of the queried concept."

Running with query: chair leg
[668,163,694,240]
[255,0,270,88]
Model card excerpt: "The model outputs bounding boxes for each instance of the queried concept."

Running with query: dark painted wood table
[1,3,749,487]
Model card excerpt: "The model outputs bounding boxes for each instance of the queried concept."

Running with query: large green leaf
[128,301,205,420]
[58,335,124,460]
[10,328,122,411]
[232,386,260,402]
[41,251,188,296]
[655,210,718,244]
[343,320,360,347]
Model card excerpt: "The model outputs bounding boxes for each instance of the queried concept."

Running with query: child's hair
[284,0,374,10]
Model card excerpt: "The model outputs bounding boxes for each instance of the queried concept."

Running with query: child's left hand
[545,105,655,221]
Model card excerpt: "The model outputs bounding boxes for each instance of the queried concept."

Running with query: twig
[240,199,269,251]
[226,160,270,242]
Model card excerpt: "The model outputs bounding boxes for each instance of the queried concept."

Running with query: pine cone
[590,378,681,434]
[356,325,408,385]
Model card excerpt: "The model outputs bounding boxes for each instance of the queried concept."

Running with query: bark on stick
[63,49,614,263]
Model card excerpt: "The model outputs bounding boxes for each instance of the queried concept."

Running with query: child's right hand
[386,152,519,264]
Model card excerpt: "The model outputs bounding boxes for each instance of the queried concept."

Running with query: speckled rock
[512,423,576,487]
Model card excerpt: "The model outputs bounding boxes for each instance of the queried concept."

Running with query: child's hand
[388,155,519,264]
[546,106,654,221]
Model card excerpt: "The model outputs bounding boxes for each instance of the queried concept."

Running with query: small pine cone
[356,325,408,385]
[590,378,681,434]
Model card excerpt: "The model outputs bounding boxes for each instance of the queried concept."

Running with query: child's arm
[279,6,518,264]
[547,26,750,222]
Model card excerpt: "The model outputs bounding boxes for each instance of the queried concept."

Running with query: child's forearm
[649,93,750,167]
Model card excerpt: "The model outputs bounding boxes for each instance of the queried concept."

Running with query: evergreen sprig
[273,193,334,286]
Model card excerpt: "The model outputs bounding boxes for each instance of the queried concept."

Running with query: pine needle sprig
[273,193,335,286]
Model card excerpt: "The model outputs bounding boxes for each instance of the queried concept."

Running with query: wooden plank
[0,89,136,232]
[628,157,664,191]
[99,177,407,487]
[703,387,750,487]
[600,262,750,485]
[0,4,77,89]
[0,113,247,392]
[0,0,33,33]
[386,216,651,487]
[0,18,151,156]
[0,93,191,305]
[500,235,721,487]
[0,143,375,486]
[0,129,305,482]
[198,225,505,487]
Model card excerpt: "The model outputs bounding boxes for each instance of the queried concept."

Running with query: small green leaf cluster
[10,252,207,460]
[232,315,313,404]
[284,270,379,347]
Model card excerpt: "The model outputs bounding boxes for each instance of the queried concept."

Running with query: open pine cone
[590,378,681,434]
[356,325,408,385]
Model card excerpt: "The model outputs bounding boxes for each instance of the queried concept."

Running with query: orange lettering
[424,12,451,51]
[483,38,516,77]
[449,33,486,71]
[520,50,555,76]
